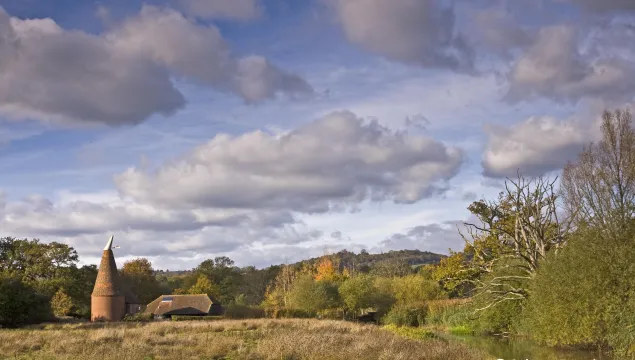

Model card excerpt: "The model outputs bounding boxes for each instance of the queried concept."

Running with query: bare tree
[461,173,571,310]
[562,108,635,236]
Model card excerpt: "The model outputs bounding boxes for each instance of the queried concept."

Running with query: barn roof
[145,294,221,316]
[91,236,123,297]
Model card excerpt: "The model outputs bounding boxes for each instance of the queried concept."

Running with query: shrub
[223,304,265,319]
[51,288,74,317]
[383,324,436,340]
[426,299,471,326]
[122,313,153,322]
[382,302,427,327]
[0,276,53,327]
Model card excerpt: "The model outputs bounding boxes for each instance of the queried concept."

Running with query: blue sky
[0,0,633,269]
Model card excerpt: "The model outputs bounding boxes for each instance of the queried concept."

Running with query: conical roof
[92,236,123,297]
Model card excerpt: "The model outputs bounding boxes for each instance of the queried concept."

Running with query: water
[444,334,613,360]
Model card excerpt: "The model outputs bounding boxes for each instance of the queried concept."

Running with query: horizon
[0,0,633,270]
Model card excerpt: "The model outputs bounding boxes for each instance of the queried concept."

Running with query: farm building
[90,235,144,321]
[145,294,223,318]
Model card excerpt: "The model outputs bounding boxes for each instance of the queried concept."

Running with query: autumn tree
[262,264,297,315]
[188,274,221,299]
[50,288,73,317]
[120,258,163,303]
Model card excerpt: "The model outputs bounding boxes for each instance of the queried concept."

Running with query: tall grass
[0,318,485,360]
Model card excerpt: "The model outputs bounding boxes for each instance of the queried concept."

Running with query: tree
[370,258,412,277]
[562,108,635,236]
[460,174,570,311]
[262,264,297,315]
[391,275,447,305]
[338,274,377,317]
[50,288,73,317]
[120,258,162,303]
[0,275,52,327]
[188,274,221,299]
[288,274,340,314]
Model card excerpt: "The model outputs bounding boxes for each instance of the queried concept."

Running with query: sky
[0,0,633,270]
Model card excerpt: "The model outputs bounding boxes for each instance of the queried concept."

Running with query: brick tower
[91,236,125,322]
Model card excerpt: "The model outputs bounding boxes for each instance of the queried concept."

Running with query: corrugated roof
[145,294,220,316]
[92,249,123,297]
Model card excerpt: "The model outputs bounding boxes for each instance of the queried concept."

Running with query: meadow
[0,318,484,360]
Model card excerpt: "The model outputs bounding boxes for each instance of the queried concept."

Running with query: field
[0,319,484,360]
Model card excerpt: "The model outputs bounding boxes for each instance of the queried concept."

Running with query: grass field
[0,318,485,360]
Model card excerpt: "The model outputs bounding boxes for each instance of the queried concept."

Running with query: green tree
[288,274,340,314]
[50,288,73,317]
[392,275,447,305]
[0,275,52,327]
[338,274,377,317]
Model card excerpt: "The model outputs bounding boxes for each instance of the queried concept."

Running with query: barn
[145,294,223,318]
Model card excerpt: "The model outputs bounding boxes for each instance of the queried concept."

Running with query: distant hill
[154,249,445,275]
[291,249,445,272]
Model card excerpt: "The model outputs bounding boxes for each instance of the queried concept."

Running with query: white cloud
[0,6,312,126]
[481,110,602,178]
[506,25,635,104]
[176,0,261,20]
[115,110,465,212]
[326,0,474,71]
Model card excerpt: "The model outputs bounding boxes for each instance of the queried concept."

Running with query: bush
[122,313,153,322]
[426,299,471,326]
[223,304,265,319]
[171,315,224,321]
[383,324,436,340]
[382,302,427,327]
[0,276,53,328]
[267,308,314,319]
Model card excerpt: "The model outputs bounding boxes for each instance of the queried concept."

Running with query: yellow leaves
[313,256,349,282]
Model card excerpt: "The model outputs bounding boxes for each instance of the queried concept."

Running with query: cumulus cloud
[109,6,312,103]
[326,0,474,71]
[0,9,184,126]
[0,6,312,126]
[115,111,465,212]
[506,25,635,103]
[379,221,465,255]
[1,193,295,237]
[481,113,601,178]
[176,0,261,20]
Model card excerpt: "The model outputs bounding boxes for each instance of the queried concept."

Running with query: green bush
[122,313,153,322]
[425,299,471,326]
[0,276,53,328]
[383,324,436,340]
[171,315,224,321]
[223,304,265,319]
[382,302,427,327]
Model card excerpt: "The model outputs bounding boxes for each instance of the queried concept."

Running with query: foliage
[0,275,52,328]
[50,288,74,317]
[120,258,163,304]
[288,274,340,314]
[425,299,471,327]
[223,304,265,319]
[382,302,428,327]
[187,274,221,299]
[523,228,635,356]
[338,274,377,316]
[383,324,437,340]
[122,313,153,322]
[370,258,413,277]
[392,275,447,304]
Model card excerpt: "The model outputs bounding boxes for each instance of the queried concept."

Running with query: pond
[444,334,613,360]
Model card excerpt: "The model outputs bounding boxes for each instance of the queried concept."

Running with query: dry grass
[0,318,485,360]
